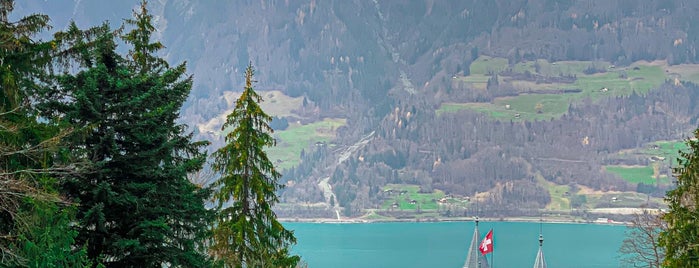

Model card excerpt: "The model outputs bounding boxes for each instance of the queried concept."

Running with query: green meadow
[604,140,687,186]
[267,118,346,170]
[641,140,688,163]
[381,184,445,210]
[537,176,572,211]
[585,191,658,208]
[211,90,347,171]
[453,74,490,90]
[468,56,509,75]
[441,56,686,121]
[604,165,668,185]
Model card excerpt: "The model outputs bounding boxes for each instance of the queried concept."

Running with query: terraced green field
[441,57,687,121]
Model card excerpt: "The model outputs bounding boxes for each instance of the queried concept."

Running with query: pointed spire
[533,220,547,268]
[464,217,489,268]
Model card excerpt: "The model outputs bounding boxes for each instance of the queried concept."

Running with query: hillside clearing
[268,118,346,170]
[440,57,696,121]
[199,90,346,170]
[536,176,571,210]
[380,184,446,211]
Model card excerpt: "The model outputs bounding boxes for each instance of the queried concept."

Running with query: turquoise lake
[284,221,628,268]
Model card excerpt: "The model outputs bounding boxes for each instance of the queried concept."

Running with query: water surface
[285,221,627,268]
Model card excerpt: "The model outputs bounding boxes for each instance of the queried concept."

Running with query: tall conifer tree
[210,64,299,267]
[0,1,90,266]
[660,129,699,267]
[44,2,213,266]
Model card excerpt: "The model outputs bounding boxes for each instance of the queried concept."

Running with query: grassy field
[469,56,509,75]
[572,65,665,97]
[380,184,446,210]
[584,191,658,208]
[205,90,347,171]
[641,140,688,162]
[605,165,659,185]
[267,118,346,170]
[437,100,563,121]
[222,90,303,117]
[537,174,668,213]
[664,61,699,84]
[360,210,394,220]
[604,140,687,186]
[453,74,491,90]
[440,56,686,121]
[536,176,572,210]
[496,93,571,119]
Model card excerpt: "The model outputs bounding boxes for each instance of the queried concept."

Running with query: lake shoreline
[279,215,632,226]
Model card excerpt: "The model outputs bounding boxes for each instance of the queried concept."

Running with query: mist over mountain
[21,0,699,219]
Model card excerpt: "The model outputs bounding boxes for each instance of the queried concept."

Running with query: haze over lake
[285,221,627,268]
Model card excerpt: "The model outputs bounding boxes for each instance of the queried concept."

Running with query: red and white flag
[479,229,493,255]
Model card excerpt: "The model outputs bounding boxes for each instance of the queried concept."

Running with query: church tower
[463,217,489,268]
[533,229,547,268]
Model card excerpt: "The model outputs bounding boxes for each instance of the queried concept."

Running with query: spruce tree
[43,2,213,266]
[1,1,89,266]
[210,64,299,267]
[659,129,699,267]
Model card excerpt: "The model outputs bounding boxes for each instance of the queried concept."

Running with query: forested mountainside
[21,0,699,217]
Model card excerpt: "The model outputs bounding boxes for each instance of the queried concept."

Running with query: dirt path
[535,157,588,163]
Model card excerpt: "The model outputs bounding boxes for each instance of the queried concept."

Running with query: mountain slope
[17,0,699,218]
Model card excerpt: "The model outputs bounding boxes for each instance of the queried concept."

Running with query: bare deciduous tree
[619,209,666,268]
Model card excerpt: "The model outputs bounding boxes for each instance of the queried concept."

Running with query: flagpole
[490,241,494,268]
[489,228,493,268]
[476,216,480,268]
[476,198,480,268]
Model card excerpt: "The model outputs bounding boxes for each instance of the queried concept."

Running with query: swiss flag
[479,229,493,255]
